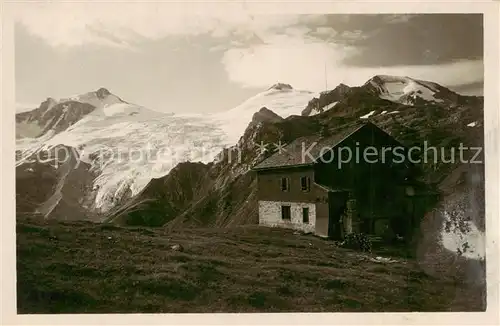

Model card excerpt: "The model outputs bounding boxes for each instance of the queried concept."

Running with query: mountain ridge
[16,75,483,226]
[15,83,315,218]
[302,75,482,117]
[15,88,126,139]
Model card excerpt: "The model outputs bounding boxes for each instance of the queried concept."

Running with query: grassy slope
[17,219,484,313]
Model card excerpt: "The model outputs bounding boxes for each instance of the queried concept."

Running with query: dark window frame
[302,207,309,223]
[280,177,290,192]
[300,176,311,192]
[281,205,291,220]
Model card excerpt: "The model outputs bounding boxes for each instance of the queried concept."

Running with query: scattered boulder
[170,244,184,252]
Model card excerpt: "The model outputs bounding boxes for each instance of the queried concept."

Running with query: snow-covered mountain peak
[43,97,58,107]
[216,86,315,141]
[61,87,124,110]
[16,88,132,139]
[369,74,410,82]
[320,83,351,95]
[363,74,452,105]
[267,83,294,91]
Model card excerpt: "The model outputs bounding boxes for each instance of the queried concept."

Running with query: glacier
[16,86,316,213]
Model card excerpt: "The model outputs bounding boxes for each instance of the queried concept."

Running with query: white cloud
[221,35,484,93]
[314,27,337,36]
[14,3,483,96]
[13,2,306,48]
[221,35,358,91]
[284,26,311,38]
[340,30,367,41]
[383,14,417,24]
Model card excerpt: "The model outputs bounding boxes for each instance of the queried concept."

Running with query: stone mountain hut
[252,121,437,241]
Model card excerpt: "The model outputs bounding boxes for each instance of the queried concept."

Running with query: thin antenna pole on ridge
[324,61,327,92]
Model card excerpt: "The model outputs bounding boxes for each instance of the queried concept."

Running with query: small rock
[170,244,184,252]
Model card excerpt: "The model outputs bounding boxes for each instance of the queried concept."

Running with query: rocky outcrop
[267,83,293,91]
[96,87,111,99]
[15,88,125,139]
[16,145,98,221]
[248,107,284,128]
[106,162,212,226]
[302,83,351,116]
[16,100,96,138]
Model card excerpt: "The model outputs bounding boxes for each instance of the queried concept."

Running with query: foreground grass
[17,219,482,313]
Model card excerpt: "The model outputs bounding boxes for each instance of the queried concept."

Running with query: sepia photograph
[1,1,499,323]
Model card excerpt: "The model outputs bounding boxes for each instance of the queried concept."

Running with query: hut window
[280,177,290,191]
[281,205,291,220]
[302,207,310,223]
[301,176,310,192]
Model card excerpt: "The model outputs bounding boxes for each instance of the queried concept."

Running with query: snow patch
[360,110,376,119]
[370,256,399,264]
[310,101,338,116]
[322,101,338,111]
[441,211,485,260]
[40,100,58,119]
[368,75,446,105]
[102,102,141,117]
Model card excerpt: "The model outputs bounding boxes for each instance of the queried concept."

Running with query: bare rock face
[16,145,99,222]
[248,107,284,129]
[16,101,97,138]
[267,83,293,91]
[96,87,111,99]
[106,162,212,227]
[302,83,352,116]
[15,87,125,139]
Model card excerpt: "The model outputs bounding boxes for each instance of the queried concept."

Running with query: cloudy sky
[14,3,483,113]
